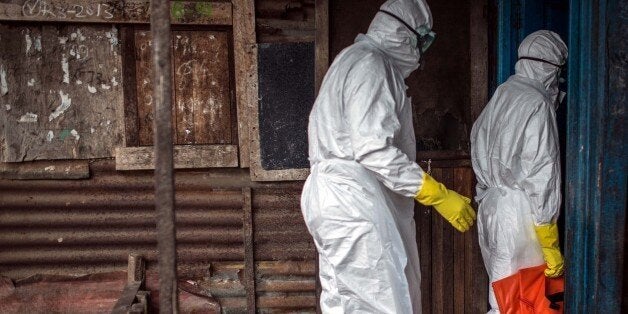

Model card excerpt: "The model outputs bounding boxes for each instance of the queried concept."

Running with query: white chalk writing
[22,0,116,20]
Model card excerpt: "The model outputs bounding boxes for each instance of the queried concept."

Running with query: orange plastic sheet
[492,264,564,313]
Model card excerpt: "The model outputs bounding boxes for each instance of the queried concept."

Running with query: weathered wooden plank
[314,0,328,93]
[0,24,123,162]
[0,24,45,162]
[172,31,231,145]
[469,0,489,121]
[115,145,238,170]
[256,0,314,20]
[430,168,444,313]
[232,0,257,167]
[127,254,145,284]
[452,167,469,314]
[0,1,232,25]
[134,30,154,146]
[462,167,489,313]
[418,199,432,314]
[120,26,139,147]
[0,160,89,179]
[441,168,455,314]
[172,31,195,145]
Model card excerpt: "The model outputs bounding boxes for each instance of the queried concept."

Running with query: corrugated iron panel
[0,160,245,279]
[253,188,317,261]
[198,261,317,313]
[0,160,318,311]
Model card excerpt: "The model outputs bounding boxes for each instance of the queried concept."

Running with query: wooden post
[150,0,178,313]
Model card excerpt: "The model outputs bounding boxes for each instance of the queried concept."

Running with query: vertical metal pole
[150,0,178,313]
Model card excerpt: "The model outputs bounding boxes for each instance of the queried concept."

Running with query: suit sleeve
[344,60,425,198]
[520,102,562,225]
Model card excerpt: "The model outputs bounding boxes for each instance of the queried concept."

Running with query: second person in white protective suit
[471,30,568,313]
[300,0,476,312]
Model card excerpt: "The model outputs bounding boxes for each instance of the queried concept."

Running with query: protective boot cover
[470,30,568,313]
[300,0,433,312]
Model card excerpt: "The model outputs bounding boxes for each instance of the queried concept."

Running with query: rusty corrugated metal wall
[0,160,318,312]
[0,158,487,313]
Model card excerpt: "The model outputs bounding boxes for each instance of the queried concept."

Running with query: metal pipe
[150,0,178,312]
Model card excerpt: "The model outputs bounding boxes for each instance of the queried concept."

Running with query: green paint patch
[59,129,71,140]
[171,2,185,20]
[195,2,213,17]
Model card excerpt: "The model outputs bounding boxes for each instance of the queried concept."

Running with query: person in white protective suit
[300,0,476,312]
[470,30,568,313]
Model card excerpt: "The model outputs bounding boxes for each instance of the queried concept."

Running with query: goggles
[378,9,436,54]
[518,56,564,69]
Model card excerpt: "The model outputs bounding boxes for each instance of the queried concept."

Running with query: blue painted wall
[493,0,627,311]
[565,0,627,312]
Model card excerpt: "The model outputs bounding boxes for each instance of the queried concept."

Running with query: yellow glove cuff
[534,223,560,248]
[415,173,476,233]
[414,173,446,205]
[534,223,565,278]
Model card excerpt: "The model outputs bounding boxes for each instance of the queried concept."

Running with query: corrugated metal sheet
[253,188,317,261]
[0,159,487,313]
[0,160,318,312]
[0,161,244,279]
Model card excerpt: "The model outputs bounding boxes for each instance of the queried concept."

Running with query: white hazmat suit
[470,30,568,313]
[301,0,475,312]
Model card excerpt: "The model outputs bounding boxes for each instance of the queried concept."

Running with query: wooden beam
[469,0,489,121]
[127,254,145,284]
[111,281,142,314]
[314,0,329,93]
[0,1,232,25]
[115,145,238,170]
[0,160,89,180]
[232,0,257,168]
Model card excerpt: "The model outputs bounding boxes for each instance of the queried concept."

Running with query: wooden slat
[314,0,329,93]
[232,0,257,168]
[172,31,231,145]
[462,168,489,313]
[120,26,139,147]
[0,160,89,180]
[134,30,154,146]
[0,1,232,25]
[469,0,489,121]
[441,169,455,314]
[430,168,444,313]
[173,31,196,145]
[418,201,432,314]
[115,145,238,170]
[453,167,470,314]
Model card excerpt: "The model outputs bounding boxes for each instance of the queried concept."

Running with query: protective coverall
[470,30,568,313]
[300,0,475,312]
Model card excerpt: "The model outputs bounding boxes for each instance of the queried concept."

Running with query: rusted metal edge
[242,187,256,313]
[0,160,89,180]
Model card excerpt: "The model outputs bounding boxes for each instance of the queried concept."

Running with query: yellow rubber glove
[534,223,565,278]
[415,173,476,232]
